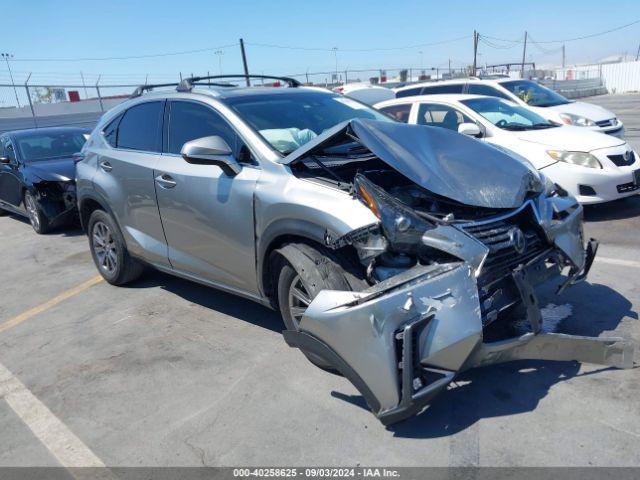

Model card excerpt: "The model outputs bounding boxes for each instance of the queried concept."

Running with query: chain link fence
[0,82,139,133]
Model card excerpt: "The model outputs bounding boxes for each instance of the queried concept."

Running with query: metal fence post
[24,73,37,128]
[96,75,104,112]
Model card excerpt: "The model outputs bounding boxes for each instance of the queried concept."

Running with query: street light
[214,50,224,75]
[1,53,20,108]
[331,47,338,84]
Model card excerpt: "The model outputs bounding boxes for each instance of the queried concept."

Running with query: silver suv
[77,75,634,425]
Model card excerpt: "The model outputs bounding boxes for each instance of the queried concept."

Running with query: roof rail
[130,82,179,98]
[177,74,302,92]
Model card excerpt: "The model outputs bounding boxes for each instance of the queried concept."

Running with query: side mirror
[0,156,11,165]
[181,136,242,176]
[458,123,482,137]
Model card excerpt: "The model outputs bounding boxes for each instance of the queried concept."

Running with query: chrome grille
[458,204,550,282]
[596,118,616,128]
[608,151,636,167]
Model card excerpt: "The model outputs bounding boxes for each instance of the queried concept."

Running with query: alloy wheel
[288,274,311,328]
[92,221,118,275]
[24,193,40,231]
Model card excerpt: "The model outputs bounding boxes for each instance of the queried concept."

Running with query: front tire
[275,243,364,371]
[88,209,144,285]
[24,191,50,234]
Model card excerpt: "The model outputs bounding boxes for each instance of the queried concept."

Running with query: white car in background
[333,83,395,106]
[394,78,624,137]
[375,94,639,204]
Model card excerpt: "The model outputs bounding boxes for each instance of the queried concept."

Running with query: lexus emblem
[509,227,527,254]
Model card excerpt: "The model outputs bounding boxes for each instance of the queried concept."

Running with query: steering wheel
[496,119,508,128]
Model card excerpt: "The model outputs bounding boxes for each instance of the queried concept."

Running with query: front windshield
[16,131,87,162]
[500,80,570,107]
[461,97,558,131]
[224,91,393,154]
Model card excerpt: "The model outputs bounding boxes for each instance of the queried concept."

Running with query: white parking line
[0,362,105,468]
[596,256,640,269]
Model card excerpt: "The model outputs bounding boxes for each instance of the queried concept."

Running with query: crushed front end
[282,119,636,425]
[31,180,78,227]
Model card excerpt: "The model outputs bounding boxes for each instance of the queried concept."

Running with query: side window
[379,104,412,123]
[396,87,423,98]
[422,84,464,95]
[417,103,473,132]
[168,101,253,164]
[468,84,511,100]
[102,113,123,148]
[117,102,163,152]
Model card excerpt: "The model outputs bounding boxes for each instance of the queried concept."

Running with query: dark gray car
[76,76,634,425]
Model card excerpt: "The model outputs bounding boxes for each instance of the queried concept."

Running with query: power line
[246,35,472,52]
[10,43,238,62]
[482,18,640,44]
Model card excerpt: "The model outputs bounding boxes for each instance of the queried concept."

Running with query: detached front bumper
[284,240,635,426]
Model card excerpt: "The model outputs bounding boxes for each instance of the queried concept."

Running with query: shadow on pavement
[583,195,640,222]
[331,281,635,438]
[126,269,284,334]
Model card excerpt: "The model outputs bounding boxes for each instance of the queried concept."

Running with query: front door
[154,100,260,295]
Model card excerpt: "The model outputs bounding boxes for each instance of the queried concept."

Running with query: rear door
[0,136,23,209]
[92,100,169,266]
[154,99,261,295]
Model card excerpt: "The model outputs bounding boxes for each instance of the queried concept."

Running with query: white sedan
[375,94,639,204]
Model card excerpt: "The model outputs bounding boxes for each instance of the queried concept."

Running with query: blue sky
[2,0,639,86]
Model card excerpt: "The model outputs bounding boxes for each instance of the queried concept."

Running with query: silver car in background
[76,75,634,425]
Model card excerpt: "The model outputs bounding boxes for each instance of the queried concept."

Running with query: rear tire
[24,191,50,234]
[88,209,144,285]
[0,208,7,216]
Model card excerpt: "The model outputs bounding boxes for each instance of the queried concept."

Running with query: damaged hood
[27,158,76,182]
[281,119,542,209]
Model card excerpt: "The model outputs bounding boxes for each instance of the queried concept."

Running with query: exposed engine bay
[281,119,635,425]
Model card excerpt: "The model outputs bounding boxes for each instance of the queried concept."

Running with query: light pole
[214,50,224,75]
[1,53,20,108]
[332,47,338,84]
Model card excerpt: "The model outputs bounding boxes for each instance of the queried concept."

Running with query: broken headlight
[354,173,434,254]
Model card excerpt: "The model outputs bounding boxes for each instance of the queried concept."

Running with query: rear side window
[417,103,473,131]
[102,113,122,147]
[117,102,163,152]
[467,84,511,100]
[378,104,412,123]
[396,87,423,98]
[421,84,464,94]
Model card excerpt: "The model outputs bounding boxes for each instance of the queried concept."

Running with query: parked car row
[0,75,635,426]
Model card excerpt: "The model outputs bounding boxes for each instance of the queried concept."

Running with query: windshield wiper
[500,124,528,131]
[530,123,556,129]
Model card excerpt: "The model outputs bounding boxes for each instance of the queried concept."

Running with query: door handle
[99,160,113,172]
[155,173,177,189]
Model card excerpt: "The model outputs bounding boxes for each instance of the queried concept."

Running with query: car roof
[393,77,513,92]
[6,126,90,139]
[137,85,334,102]
[376,93,490,107]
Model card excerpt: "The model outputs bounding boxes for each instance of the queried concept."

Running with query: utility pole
[448,58,452,76]
[1,53,20,108]
[472,30,478,76]
[562,44,566,68]
[521,31,528,78]
[636,42,640,61]
[239,38,250,86]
